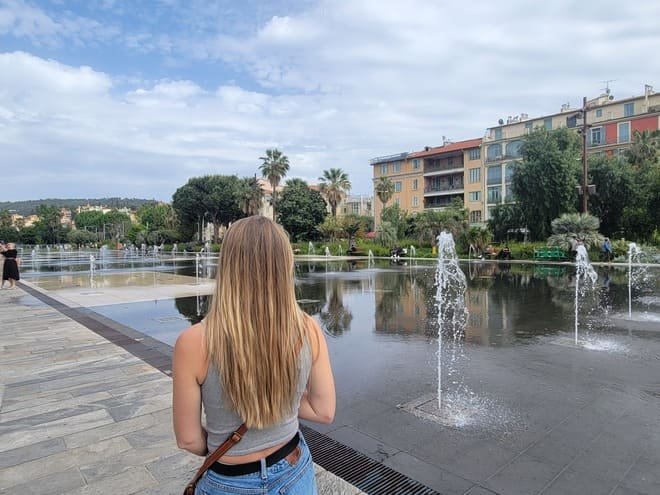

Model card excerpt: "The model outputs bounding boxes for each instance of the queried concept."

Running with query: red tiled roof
[408,138,482,158]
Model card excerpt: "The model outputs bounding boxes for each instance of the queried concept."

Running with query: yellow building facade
[371,139,485,227]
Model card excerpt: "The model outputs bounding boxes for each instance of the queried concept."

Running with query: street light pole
[581,96,589,214]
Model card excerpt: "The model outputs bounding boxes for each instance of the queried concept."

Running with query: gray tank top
[201,339,312,455]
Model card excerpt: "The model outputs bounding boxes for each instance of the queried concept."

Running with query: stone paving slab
[0,287,365,495]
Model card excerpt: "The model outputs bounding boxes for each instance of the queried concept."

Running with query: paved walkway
[0,287,363,494]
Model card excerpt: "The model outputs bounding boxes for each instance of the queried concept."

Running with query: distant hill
[0,198,157,216]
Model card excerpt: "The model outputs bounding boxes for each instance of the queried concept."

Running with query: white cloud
[0,0,659,201]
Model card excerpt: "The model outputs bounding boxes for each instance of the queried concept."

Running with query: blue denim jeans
[195,433,317,495]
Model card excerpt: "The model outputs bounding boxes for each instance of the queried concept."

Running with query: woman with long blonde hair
[173,216,335,494]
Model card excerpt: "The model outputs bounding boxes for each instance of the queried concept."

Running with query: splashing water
[574,245,598,344]
[435,231,468,410]
[324,246,331,257]
[308,242,316,255]
[367,250,375,268]
[628,243,641,319]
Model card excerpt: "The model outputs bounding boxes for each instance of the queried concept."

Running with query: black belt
[209,432,300,477]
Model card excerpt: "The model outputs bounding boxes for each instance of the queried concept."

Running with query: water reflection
[287,261,660,347]
[319,278,354,336]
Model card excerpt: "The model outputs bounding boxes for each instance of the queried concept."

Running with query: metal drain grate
[301,425,440,495]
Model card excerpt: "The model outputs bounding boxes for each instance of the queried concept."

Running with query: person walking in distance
[173,216,335,494]
[1,242,20,289]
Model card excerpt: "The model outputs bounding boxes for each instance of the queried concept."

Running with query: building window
[544,117,553,130]
[366,201,372,211]
[618,122,630,143]
[470,210,482,223]
[505,163,515,182]
[469,191,481,202]
[394,198,400,206]
[352,203,359,214]
[624,102,634,117]
[494,128,502,140]
[412,196,419,207]
[380,164,388,174]
[524,122,533,132]
[469,168,481,183]
[393,162,401,172]
[394,181,402,192]
[487,144,502,161]
[487,165,502,185]
[412,159,420,169]
[596,109,602,118]
[468,148,481,160]
[487,186,502,204]
[412,179,418,191]
[506,140,523,158]
[591,127,603,146]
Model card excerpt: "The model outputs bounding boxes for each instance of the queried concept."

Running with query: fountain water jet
[434,231,468,410]
[574,244,598,344]
[628,243,642,319]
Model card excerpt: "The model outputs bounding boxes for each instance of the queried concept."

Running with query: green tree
[259,148,290,221]
[172,175,245,242]
[238,176,264,216]
[74,210,105,230]
[511,127,581,240]
[587,155,635,238]
[318,168,351,217]
[621,130,660,240]
[375,176,394,210]
[410,200,468,246]
[341,215,362,247]
[0,210,11,228]
[548,213,603,250]
[0,210,19,243]
[277,178,327,241]
[35,205,68,244]
[381,203,410,240]
[317,216,344,242]
[487,203,526,242]
[376,221,397,247]
[137,203,178,232]
[68,230,97,247]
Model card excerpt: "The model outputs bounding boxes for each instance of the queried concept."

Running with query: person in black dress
[1,242,20,289]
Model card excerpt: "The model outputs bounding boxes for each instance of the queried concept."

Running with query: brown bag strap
[184,423,247,494]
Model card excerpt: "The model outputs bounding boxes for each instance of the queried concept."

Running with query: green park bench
[533,246,568,261]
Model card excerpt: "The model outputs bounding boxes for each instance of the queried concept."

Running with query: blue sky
[1,0,659,201]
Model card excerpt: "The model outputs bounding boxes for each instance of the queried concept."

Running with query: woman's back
[202,337,312,455]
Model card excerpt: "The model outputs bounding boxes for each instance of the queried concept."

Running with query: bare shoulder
[302,312,324,361]
[174,323,205,356]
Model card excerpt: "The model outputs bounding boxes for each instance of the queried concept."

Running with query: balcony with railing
[423,157,464,175]
[424,181,464,195]
[424,195,463,209]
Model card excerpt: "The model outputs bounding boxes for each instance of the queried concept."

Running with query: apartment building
[483,85,659,220]
[370,138,485,227]
[337,194,373,217]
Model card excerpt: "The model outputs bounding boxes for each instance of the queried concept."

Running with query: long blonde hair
[205,216,306,428]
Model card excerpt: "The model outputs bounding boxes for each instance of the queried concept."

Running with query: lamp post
[581,96,589,214]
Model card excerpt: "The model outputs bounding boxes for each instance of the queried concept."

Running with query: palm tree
[375,176,395,208]
[548,213,604,250]
[239,176,264,216]
[626,129,659,167]
[259,148,290,221]
[318,168,351,217]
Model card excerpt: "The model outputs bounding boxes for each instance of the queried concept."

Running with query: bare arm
[298,317,336,424]
[172,324,207,456]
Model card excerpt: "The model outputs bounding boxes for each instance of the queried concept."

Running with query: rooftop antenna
[600,79,617,95]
